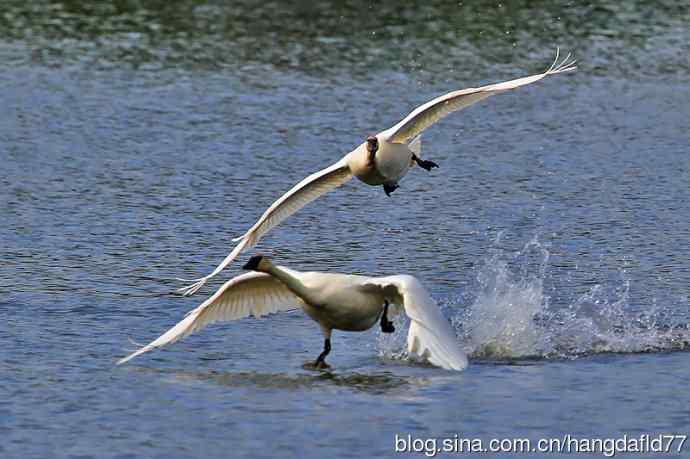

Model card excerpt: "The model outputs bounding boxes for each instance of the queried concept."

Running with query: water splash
[379,235,690,364]
[461,236,690,360]
[458,236,549,359]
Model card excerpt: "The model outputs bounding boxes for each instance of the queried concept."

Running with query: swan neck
[266,265,310,298]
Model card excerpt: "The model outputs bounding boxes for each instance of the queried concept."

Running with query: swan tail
[176,237,251,296]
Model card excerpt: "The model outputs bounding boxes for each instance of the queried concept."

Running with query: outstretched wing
[380,49,576,144]
[119,272,302,364]
[363,275,467,371]
[177,157,353,296]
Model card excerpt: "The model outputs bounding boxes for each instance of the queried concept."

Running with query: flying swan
[177,50,576,296]
[119,255,467,371]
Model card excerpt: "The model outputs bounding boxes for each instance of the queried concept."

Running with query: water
[1,1,689,458]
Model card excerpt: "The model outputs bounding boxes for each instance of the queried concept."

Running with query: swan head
[366,135,379,154]
[366,135,379,166]
[242,254,270,272]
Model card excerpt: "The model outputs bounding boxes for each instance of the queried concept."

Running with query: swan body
[120,255,467,371]
[177,50,576,296]
[345,136,419,187]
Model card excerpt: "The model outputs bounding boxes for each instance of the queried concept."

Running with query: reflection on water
[148,367,430,395]
[1,0,687,78]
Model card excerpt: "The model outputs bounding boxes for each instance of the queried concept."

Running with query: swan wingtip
[176,279,206,296]
[545,48,577,75]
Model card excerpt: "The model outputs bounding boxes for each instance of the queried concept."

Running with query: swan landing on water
[119,255,467,371]
[177,49,576,296]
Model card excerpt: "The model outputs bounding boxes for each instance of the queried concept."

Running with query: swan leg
[383,183,399,196]
[380,300,395,334]
[303,326,332,370]
[314,338,331,369]
[412,154,439,171]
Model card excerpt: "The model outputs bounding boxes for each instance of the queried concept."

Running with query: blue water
[2,2,689,458]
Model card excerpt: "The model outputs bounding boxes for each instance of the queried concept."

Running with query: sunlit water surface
[1,2,689,458]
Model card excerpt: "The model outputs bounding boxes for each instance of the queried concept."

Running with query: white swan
[178,50,576,295]
[119,255,467,371]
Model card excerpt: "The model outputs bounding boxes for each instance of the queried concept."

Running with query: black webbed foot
[304,337,332,370]
[381,321,395,334]
[412,154,439,171]
[303,360,331,370]
[418,159,439,171]
[380,300,395,334]
[383,183,399,197]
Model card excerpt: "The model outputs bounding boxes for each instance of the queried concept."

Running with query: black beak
[243,255,264,271]
[366,136,378,166]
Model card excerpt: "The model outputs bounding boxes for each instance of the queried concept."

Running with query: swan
[119,255,467,371]
[177,50,576,295]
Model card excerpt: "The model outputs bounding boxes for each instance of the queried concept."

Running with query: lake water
[1,1,689,458]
